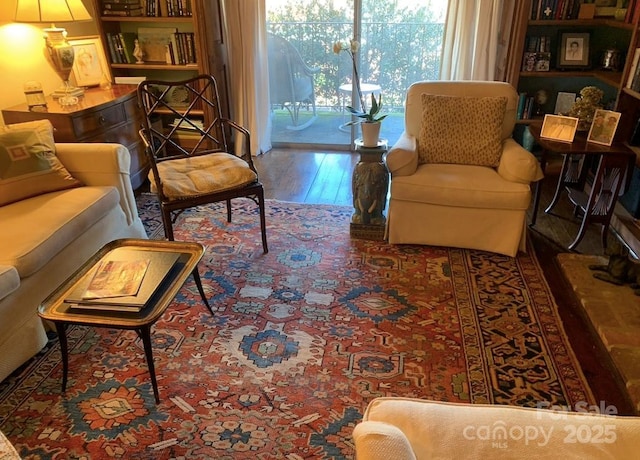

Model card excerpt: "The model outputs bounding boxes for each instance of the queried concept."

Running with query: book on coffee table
[65,248,181,312]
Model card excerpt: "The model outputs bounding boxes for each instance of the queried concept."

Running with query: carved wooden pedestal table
[350,139,389,240]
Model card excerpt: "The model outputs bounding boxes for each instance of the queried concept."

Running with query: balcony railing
[267,21,444,111]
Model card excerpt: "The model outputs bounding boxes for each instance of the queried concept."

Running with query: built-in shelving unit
[91,0,229,121]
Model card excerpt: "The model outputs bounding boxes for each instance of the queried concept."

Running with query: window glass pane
[266,0,447,148]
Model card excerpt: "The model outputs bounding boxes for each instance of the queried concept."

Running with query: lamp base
[51,86,84,99]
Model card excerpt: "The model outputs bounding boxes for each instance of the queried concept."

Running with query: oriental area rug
[0,198,594,459]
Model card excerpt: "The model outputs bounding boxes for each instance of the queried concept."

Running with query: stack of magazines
[65,249,180,312]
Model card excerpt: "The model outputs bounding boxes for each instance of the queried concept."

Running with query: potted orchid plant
[333,38,386,146]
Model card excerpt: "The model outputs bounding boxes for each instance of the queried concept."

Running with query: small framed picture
[587,109,621,146]
[535,52,551,71]
[68,36,110,87]
[554,92,576,115]
[540,114,579,143]
[558,32,590,69]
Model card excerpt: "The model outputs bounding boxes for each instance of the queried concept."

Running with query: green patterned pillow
[0,120,81,206]
[418,94,507,167]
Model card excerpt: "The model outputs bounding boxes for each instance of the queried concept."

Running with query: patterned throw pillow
[418,94,507,167]
[0,120,81,206]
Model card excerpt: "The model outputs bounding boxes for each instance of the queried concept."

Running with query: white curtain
[221,0,272,154]
[439,0,505,81]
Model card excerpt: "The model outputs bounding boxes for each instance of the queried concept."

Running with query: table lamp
[14,0,92,104]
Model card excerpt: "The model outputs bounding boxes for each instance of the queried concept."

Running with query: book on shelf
[102,6,144,17]
[517,92,527,120]
[103,1,142,10]
[65,248,181,312]
[105,32,133,64]
[516,93,536,120]
[530,0,582,20]
[626,48,640,89]
[102,0,141,4]
[625,0,635,23]
[144,0,193,17]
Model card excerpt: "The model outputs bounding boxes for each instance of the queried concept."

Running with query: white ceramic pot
[361,122,381,147]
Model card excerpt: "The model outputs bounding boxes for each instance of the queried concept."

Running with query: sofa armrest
[0,266,20,303]
[353,421,417,460]
[497,139,544,184]
[386,132,418,177]
[55,143,140,227]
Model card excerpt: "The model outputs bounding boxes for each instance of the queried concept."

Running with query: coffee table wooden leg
[138,326,160,404]
[192,267,212,314]
[55,322,69,393]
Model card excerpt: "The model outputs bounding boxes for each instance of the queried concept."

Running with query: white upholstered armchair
[386,81,544,257]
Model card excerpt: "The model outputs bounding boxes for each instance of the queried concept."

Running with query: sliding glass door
[266,0,447,149]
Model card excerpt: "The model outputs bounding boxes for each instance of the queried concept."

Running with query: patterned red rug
[0,198,593,459]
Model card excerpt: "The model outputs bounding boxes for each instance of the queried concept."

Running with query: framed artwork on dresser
[69,36,110,87]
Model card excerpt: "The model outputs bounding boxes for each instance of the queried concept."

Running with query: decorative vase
[361,122,381,147]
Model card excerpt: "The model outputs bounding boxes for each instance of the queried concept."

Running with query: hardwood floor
[254,148,610,256]
[254,148,636,415]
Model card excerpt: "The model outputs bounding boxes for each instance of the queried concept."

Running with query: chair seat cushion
[150,152,258,200]
[391,163,531,210]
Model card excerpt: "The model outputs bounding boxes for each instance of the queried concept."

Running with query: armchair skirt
[388,163,532,257]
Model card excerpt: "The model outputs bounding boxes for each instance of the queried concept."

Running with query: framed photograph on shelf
[540,114,579,143]
[68,36,110,87]
[138,27,178,63]
[587,109,621,146]
[535,52,551,71]
[554,92,576,115]
[558,32,590,69]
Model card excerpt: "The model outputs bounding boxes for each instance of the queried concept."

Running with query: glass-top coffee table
[38,238,212,404]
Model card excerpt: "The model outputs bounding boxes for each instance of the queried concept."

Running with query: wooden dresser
[1,85,148,190]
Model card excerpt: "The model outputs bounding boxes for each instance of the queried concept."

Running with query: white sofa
[0,142,147,382]
[386,81,544,257]
[353,398,640,459]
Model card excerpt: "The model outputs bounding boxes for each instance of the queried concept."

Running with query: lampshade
[14,0,92,24]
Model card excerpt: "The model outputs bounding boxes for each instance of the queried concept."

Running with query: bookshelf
[91,0,230,122]
[509,1,640,240]
[511,0,635,123]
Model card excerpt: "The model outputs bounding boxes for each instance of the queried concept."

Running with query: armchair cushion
[0,120,81,206]
[418,94,507,167]
[392,163,532,210]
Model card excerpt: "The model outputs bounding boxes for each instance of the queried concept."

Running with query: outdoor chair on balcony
[137,74,268,253]
[267,33,320,130]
